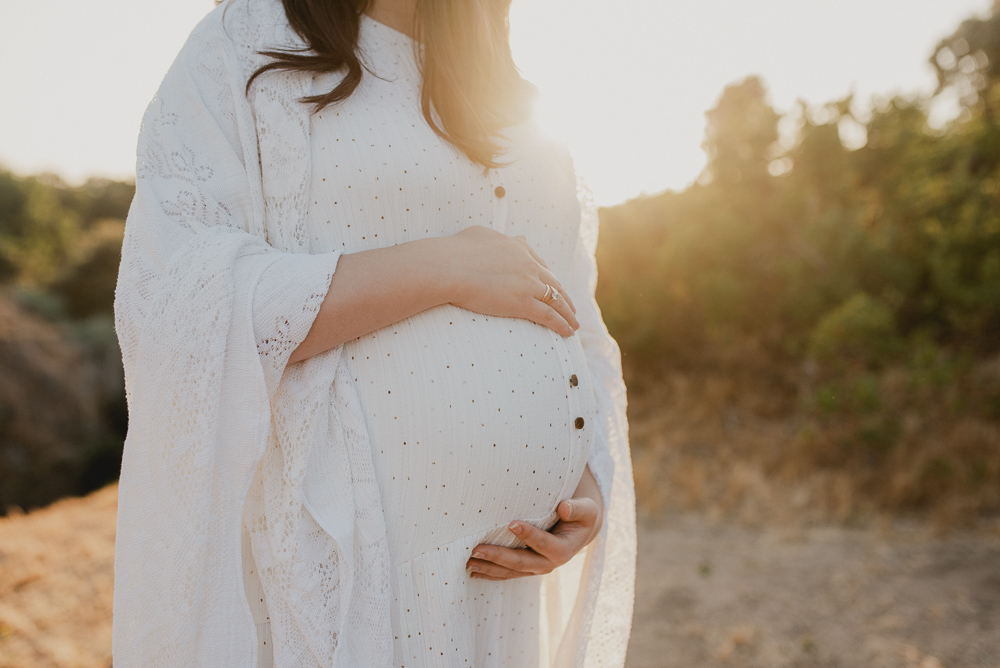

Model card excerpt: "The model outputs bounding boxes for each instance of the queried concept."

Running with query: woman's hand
[442,225,579,337]
[465,465,604,580]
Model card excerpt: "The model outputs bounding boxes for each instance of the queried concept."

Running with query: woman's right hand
[441,225,579,337]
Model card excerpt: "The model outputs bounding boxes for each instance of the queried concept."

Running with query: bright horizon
[0,0,992,206]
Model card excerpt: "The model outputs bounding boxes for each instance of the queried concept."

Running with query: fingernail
[467,564,479,573]
[508,522,523,535]
[471,551,484,559]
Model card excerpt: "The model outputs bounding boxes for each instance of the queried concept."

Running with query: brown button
[494,185,506,199]
[574,417,585,429]
[569,374,579,387]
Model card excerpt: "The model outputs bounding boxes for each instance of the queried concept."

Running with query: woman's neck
[364,0,418,41]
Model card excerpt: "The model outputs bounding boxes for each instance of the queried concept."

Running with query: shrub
[49,220,124,319]
[808,293,901,367]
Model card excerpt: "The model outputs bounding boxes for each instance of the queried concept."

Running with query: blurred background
[1,1,998,667]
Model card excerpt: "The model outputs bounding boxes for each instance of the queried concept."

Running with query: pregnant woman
[111,0,635,666]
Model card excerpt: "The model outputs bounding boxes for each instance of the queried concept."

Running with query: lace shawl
[111,0,635,665]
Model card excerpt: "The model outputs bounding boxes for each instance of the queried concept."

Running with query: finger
[466,558,529,580]
[537,269,576,314]
[534,277,578,329]
[558,498,598,525]
[466,544,554,575]
[524,297,574,337]
[508,521,568,564]
[541,283,580,331]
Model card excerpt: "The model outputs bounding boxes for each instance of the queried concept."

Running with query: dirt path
[627,515,1000,668]
[1,486,998,667]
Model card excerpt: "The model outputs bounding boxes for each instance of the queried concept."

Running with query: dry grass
[625,364,1000,530]
[0,485,116,668]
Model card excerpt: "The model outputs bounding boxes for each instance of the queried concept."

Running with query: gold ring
[540,284,554,304]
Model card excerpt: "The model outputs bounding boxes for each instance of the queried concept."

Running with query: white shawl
[112,0,635,665]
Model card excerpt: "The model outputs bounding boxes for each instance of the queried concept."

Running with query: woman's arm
[287,236,453,363]
[288,225,581,364]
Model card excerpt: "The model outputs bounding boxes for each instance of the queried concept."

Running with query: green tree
[932,0,1000,120]
[701,76,781,187]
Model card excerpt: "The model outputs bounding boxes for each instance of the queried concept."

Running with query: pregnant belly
[342,304,596,565]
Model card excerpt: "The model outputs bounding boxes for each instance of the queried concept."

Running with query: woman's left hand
[466,466,604,580]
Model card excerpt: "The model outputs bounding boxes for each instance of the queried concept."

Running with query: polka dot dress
[284,14,596,667]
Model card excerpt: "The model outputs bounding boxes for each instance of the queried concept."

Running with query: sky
[0,0,992,206]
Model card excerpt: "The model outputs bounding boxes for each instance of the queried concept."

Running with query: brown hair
[246,0,536,169]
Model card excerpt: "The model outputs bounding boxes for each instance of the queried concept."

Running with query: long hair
[246,0,537,169]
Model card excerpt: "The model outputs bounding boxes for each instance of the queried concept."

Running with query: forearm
[288,237,455,364]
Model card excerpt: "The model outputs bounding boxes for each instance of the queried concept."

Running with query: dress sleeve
[114,6,341,401]
[566,176,627,514]
[251,252,341,394]
[111,7,341,665]
[561,167,637,667]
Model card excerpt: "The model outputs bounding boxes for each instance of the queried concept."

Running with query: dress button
[494,185,506,199]
[569,374,578,387]
[574,417,585,429]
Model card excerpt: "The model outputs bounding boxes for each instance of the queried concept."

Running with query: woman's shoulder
[180,0,298,67]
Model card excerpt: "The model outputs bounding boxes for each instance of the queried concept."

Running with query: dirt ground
[1,485,998,667]
[627,514,1000,668]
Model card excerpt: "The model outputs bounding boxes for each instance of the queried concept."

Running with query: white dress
[112,1,634,665]
[245,14,601,667]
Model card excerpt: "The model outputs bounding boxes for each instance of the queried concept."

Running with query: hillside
[0,293,120,514]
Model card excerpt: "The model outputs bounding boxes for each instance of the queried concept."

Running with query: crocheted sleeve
[561,167,638,667]
[111,5,341,666]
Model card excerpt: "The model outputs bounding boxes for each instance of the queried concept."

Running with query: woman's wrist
[421,234,467,305]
